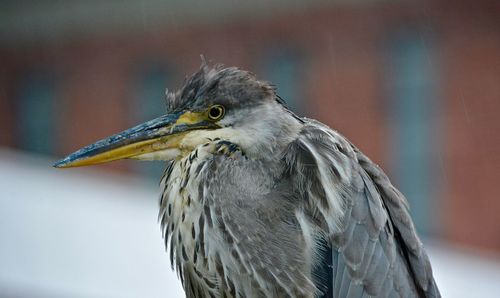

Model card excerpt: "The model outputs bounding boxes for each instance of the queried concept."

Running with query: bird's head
[54,62,302,168]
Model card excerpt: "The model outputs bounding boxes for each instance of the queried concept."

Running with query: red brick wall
[440,4,500,251]
[1,1,499,252]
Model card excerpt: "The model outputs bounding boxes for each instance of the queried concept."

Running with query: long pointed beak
[54,111,217,168]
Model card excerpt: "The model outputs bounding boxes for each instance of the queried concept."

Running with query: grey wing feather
[355,149,440,297]
[286,121,440,298]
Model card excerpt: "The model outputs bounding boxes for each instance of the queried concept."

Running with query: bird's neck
[233,105,303,161]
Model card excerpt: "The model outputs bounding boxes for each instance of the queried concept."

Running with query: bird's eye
[208,105,225,121]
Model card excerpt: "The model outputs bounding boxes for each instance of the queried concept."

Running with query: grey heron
[55,62,440,298]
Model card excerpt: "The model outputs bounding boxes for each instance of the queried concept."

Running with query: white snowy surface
[0,148,499,297]
[0,149,184,298]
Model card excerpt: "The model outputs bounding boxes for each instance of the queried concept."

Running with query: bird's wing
[284,121,440,298]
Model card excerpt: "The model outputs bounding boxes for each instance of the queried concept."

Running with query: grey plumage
[55,62,440,298]
[157,65,440,297]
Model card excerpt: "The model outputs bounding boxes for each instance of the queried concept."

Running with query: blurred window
[261,50,303,114]
[132,65,173,179]
[387,31,440,235]
[17,72,57,155]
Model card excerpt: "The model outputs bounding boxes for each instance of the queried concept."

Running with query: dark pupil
[210,107,221,118]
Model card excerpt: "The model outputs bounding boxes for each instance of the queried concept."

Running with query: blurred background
[1,0,500,297]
